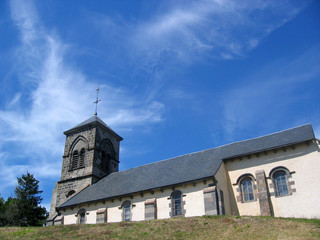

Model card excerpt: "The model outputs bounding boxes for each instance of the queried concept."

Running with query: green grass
[0,216,319,240]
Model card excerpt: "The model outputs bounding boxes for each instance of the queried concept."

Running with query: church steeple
[61,115,123,183]
[48,115,123,223]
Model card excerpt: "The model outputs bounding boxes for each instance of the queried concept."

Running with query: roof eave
[223,138,315,161]
[56,175,216,210]
[64,121,123,141]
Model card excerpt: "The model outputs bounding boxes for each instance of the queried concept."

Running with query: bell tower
[47,115,123,224]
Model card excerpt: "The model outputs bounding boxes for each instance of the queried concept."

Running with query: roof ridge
[212,123,313,149]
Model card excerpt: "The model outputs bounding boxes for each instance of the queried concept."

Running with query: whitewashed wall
[61,179,215,225]
[225,141,320,218]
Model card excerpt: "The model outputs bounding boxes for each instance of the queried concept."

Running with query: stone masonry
[255,170,272,216]
[47,116,122,225]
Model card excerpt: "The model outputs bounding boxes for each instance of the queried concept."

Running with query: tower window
[79,148,85,168]
[66,190,75,198]
[70,148,86,171]
[100,151,110,172]
[71,150,79,170]
[99,139,116,173]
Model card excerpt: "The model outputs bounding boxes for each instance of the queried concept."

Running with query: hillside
[0,216,319,240]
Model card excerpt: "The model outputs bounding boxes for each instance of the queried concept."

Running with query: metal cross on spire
[93,86,101,116]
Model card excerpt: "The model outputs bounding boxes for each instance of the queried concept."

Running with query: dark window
[99,139,116,172]
[274,171,289,196]
[80,212,85,224]
[100,151,110,172]
[241,178,254,202]
[71,150,79,170]
[66,190,75,198]
[79,148,85,168]
[171,191,182,217]
[77,209,86,224]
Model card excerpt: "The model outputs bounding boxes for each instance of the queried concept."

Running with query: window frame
[79,148,85,168]
[240,177,255,203]
[77,208,87,224]
[96,209,107,224]
[171,190,183,217]
[271,169,290,197]
[122,201,132,222]
[71,150,79,170]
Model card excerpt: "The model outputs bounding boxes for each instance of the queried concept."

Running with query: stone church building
[47,115,320,225]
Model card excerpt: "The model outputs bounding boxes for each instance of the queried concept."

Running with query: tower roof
[64,115,123,140]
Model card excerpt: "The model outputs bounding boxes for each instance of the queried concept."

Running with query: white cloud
[89,0,309,104]
[0,0,164,197]
[7,93,21,109]
[130,0,308,63]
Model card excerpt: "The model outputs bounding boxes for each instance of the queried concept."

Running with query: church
[47,115,320,225]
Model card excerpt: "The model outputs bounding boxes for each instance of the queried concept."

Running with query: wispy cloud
[130,0,308,64]
[90,0,309,102]
[0,0,164,198]
[0,0,313,206]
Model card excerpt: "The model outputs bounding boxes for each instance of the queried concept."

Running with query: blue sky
[0,0,319,211]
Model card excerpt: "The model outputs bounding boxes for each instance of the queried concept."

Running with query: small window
[171,190,183,217]
[80,212,85,224]
[77,209,86,224]
[66,190,75,198]
[241,178,254,202]
[122,201,131,222]
[96,209,107,224]
[274,170,289,196]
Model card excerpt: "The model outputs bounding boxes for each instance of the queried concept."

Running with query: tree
[14,172,48,226]
[2,197,20,226]
[0,195,4,225]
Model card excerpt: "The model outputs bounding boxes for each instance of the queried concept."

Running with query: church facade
[47,116,320,225]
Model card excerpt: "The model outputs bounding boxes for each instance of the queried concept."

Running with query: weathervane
[93,86,101,116]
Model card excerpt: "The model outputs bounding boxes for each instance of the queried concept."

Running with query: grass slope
[0,216,319,240]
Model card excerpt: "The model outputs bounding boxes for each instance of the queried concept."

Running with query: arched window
[122,201,131,222]
[99,139,115,172]
[79,148,85,168]
[71,150,79,170]
[66,190,75,198]
[77,209,86,224]
[171,190,183,217]
[240,178,254,202]
[273,170,289,196]
[269,167,293,197]
[100,151,110,172]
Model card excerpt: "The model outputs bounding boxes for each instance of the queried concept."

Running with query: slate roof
[64,115,123,140]
[58,124,315,209]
